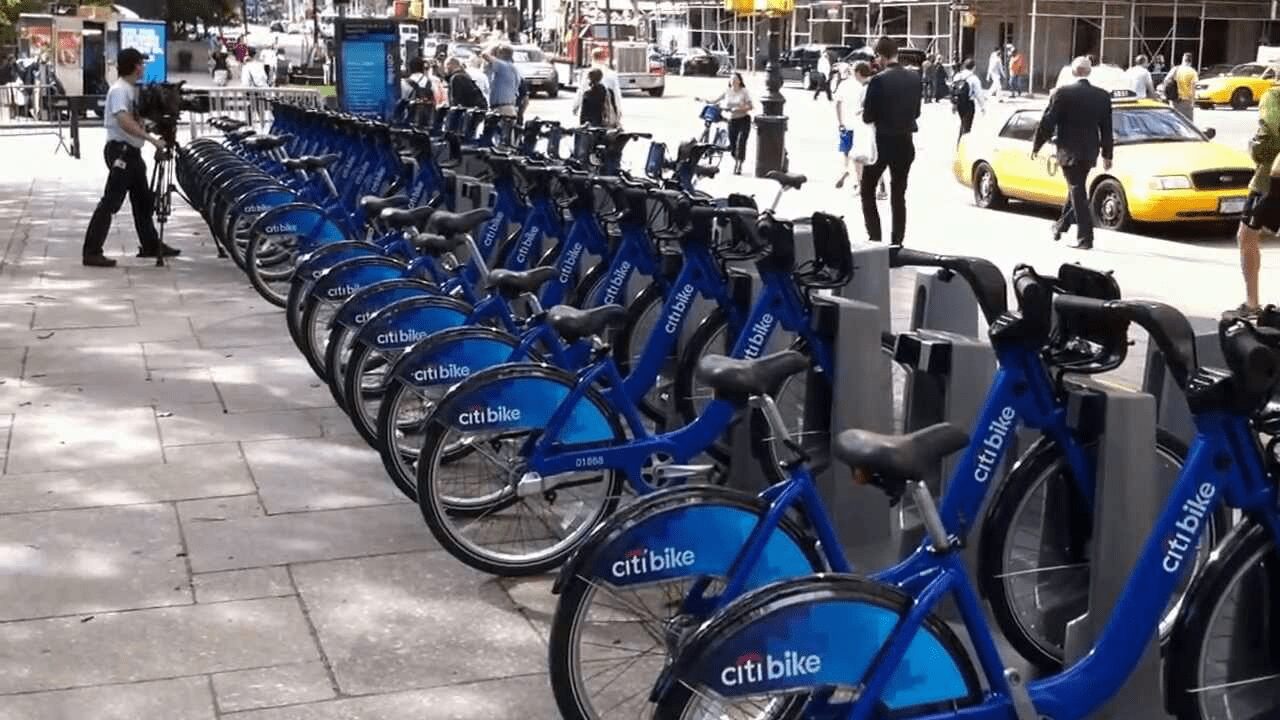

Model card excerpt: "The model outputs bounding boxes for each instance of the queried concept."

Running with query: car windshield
[1113,107,1203,144]
[1229,64,1263,76]
[513,49,544,62]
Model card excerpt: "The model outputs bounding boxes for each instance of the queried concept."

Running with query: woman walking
[702,72,754,175]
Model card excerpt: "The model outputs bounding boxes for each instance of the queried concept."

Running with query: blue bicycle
[652,300,1280,720]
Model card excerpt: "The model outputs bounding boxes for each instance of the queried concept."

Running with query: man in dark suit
[861,36,922,246]
[1032,56,1113,250]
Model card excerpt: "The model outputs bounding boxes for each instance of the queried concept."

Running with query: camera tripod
[148,121,188,268]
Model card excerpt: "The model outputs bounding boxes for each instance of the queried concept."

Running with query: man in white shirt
[241,47,270,88]
[82,48,176,267]
[572,48,623,125]
[987,46,1005,100]
[1125,55,1156,98]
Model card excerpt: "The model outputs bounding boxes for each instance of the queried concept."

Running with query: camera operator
[82,48,179,268]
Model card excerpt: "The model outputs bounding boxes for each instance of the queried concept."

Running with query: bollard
[1061,380,1171,720]
[1143,315,1221,447]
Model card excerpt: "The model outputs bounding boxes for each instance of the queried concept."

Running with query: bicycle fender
[354,296,474,354]
[661,575,980,711]
[550,485,817,595]
[230,186,298,215]
[309,257,407,306]
[332,279,437,331]
[385,327,522,388]
[247,203,347,254]
[432,364,618,446]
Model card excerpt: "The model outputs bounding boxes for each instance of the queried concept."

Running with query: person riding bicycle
[81,48,180,268]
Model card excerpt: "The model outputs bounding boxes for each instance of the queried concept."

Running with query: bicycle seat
[214,117,248,131]
[360,194,410,216]
[413,232,467,255]
[427,208,494,236]
[486,266,557,296]
[766,171,808,190]
[546,305,629,342]
[243,134,294,151]
[226,128,257,141]
[695,351,810,401]
[380,205,436,229]
[833,423,969,482]
[283,154,341,171]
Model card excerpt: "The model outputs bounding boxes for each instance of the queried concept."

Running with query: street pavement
[0,74,1269,718]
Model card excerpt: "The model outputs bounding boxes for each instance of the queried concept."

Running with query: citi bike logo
[664,284,697,334]
[559,244,585,285]
[720,650,822,688]
[973,407,1016,484]
[326,284,359,299]
[353,311,373,325]
[243,204,269,214]
[375,328,431,345]
[457,405,522,427]
[411,363,471,384]
[743,314,775,360]
[610,547,695,579]
[1163,482,1216,574]
[514,226,540,265]
[602,261,632,305]
[480,212,504,253]
[263,223,299,234]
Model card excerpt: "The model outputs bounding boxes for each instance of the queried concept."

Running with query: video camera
[136,82,211,141]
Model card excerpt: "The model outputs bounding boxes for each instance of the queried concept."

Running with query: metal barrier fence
[186,87,324,140]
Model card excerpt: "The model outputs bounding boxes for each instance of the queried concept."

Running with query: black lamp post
[753,12,788,176]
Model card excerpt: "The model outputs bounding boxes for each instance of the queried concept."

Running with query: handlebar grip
[889,247,946,269]
[1051,293,1110,317]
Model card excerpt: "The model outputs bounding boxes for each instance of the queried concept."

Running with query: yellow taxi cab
[953,92,1254,231]
[1195,63,1280,110]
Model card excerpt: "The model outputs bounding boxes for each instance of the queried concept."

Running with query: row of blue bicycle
[174,100,1280,720]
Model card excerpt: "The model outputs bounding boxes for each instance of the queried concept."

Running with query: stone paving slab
[242,437,407,514]
[193,567,295,604]
[5,406,163,474]
[183,504,433,573]
[211,662,335,713]
[221,674,557,720]
[0,677,216,720]
[290,551,545,695]
[31,299,138,331]
[0,455,253,514]
[211,361,335,413]
[19,344,147,388]
[157,403,326,447]
[0,503,190,622]
[0,597,320,694]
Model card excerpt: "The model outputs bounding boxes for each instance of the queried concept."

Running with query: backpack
[950,75,974,110]
[1163,69,1180,102]
[406,73,433,104]
[450,71,487,109]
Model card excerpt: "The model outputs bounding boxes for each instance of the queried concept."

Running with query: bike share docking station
[1143,315,1224,447]
[1060,379,1172,720]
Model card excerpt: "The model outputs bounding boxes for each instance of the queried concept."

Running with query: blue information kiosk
[335,18,401,119]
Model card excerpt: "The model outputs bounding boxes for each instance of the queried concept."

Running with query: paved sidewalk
[0,144,558,719]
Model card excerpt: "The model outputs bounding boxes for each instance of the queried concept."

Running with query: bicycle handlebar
[890,247,1009,324]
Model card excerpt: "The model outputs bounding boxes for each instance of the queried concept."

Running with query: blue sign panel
[119,21,167,83]
[337,19,399,119]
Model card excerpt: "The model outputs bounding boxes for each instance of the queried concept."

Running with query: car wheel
[546,81,559,98]
[1090,178,1131,231]
[646,86,664,97]
[1230,87,1253,110]
[1197,102,1214,110]
[973,162,1007,209]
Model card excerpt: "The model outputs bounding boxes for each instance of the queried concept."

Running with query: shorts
[1243,190,1280,232]
[838,128,853,155]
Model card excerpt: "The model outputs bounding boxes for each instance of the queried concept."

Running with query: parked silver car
[513,45,559,97]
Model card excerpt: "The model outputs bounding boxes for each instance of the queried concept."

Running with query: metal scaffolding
[652,0,776,71]
[790,0,956,57]
[1025,0,1278,91]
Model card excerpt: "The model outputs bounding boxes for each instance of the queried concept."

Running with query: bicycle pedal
[652,464,715,480]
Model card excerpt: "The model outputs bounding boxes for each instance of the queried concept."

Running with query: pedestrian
[577,67,611,126]
[572,47,623,126]
[399,57,433,125]
[813,49,833,101]
[1031,56,1113,251]
[210,43,230,87]
[82,48,179,268]
[482,43,523,118]
[860,37,921,246]
[1238,86,1280,313]
[260,42,278,87]
[1125,54,1156,98]
[241,47,270,88]
[702,72,754,174]
[466,54,490,103]
[933,56,949,102]
[445,56,487,109]
[986,46,1006,101]
[1009,48,1026,97]
[835,61,875,191]
[1164,52,1199,123]
[951,58,984,143]
[921,55,935,103]
[1151,54,1166,75]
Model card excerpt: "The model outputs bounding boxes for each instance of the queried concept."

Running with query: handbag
[851,121,877,164]
[601,89,621,129]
